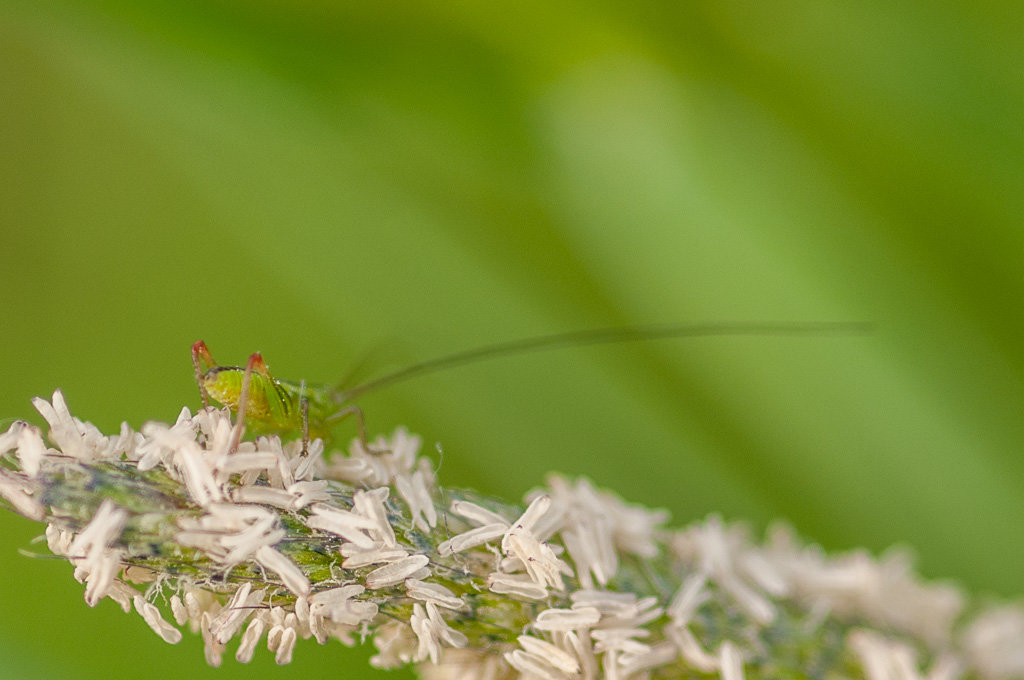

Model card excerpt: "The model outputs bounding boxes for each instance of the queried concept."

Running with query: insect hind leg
[324,405,383,453]
[227,352,262,453]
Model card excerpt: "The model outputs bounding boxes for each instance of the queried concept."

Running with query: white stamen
[134,595,183,644]
[668,572,710,625]
[105,580,136,613]
[217,452,280,475]
[342,546,409,569]
[310,584,365,606]
[255,545,310,597]
[719,641,744,680]
[502,495,551,551]
[310,585,377,625]
[571,589,639,612]
[518,634,581,674]
[412,471,437,528]
[504,649,565,680]
[365,554,430,589]
[619,641,679,677]
[305,504,378,549]
[32,391,82,458]
[486,573,549,600]
[0,421,26,456]
[591,627,651,655]
[286,480,330,509]
[82,549,123,606]
[411,603,440,664]
[15,425,45,478]
[450,499,510,527]
[201,611,225,667]
[405,579,465,610]
[353,488,397,548]
[232,486,296,509]
[170,595,189,626]
[69,499,125,561]
[235,615,267,663]
[174,443,223,507]
[67,499,127,605]
[177,503,283,564]
[503,530,567,591]
[409,602,467,663]
[963,605,1024,680]
[209,583,266,644]
[290,438,324,481]
[274,626,297,665]
[45,523,73,555]
[438,523,508,555]
[534,607,602,631]
[0,470,44,521]
[665,623,718,673]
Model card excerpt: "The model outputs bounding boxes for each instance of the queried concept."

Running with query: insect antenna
[333,320,871,402]
[333,344,391,393]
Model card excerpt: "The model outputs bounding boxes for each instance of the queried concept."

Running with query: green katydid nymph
[190,323,864,454]
[192,321,869,452]
[192,341,363,451]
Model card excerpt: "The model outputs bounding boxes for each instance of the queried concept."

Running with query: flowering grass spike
[0,391,1022,679]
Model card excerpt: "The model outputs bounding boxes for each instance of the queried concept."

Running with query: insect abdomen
[203,368,301,428]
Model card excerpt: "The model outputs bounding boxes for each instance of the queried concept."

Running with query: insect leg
[191,341,215,408]
[299,380,310,456]
[324,405,370,450]
[228,352,261,452]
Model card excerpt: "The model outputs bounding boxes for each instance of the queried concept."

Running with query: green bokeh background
[2,2,1023,678]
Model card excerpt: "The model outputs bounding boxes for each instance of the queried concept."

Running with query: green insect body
[192,341,348,442]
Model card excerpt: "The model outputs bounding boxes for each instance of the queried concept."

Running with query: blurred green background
[2,1,1023,678]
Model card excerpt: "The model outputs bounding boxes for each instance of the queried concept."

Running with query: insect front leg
[191,340,215,408]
